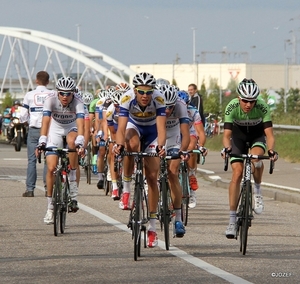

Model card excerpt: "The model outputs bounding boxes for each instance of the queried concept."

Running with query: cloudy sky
[0,0,299,66]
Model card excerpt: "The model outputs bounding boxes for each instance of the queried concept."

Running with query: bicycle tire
[53,173,61,237]
[161,177,170,250]
[86,143,92,184]
[180,163,189,226]
[116,163,123,200]
[241,180,251,255]
[60,180,69,234]
[133,184,141,261]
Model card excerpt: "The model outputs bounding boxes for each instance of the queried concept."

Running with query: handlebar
[37,147,77,164]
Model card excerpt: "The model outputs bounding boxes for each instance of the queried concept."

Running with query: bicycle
[38,144,77,236]
[84,140,93,185]
[224,144,274,255]
[179,149,205,226]
[117,150,158,261]
[99,139,112,196]
[113,155,123,201]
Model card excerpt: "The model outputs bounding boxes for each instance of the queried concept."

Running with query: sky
[0,0,300,67]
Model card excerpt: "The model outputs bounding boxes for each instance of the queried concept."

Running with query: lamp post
[76,24,81,81]
[284,39,291,113]
[249,45,256,78]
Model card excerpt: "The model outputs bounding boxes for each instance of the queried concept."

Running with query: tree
[0,92,14,113]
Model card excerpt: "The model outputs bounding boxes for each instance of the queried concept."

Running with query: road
[0,143,299,284]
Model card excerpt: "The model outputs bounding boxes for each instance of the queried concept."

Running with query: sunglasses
[114,103,120,108]
[135,88,154,96]
[166,104,175,110]
[241,99,256,104]
[58,91,73,97]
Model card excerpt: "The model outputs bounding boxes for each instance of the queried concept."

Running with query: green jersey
[89,98,99,113]
[224,98,272,139]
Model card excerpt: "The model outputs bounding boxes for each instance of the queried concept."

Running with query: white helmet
[155,78,170,89]
[111,90,122,105]
[56,77,76,91]
[97,89,107,99]
[132,72,156,87]
[115,82,130,93]
[160,84,178,105]
[237,78,260,100]
[82,92,94,105]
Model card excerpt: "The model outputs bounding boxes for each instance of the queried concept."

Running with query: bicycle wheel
[60,180,69,234]
[53,173,61,236]
[180,164,189,226]
[86,143,92,184]
[161,177,170,250]
[241,180,251,255]
[133,184,142,261]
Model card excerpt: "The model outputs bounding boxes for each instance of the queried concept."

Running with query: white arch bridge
[0,27,136,100]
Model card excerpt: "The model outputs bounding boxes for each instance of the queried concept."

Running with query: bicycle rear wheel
[133,184,142,261]
[60,181,69,234]
[53,173,61,236]
[161,178,170,250]
[241,180,251,255]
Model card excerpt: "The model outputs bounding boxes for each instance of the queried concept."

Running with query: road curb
[198,171,300,206]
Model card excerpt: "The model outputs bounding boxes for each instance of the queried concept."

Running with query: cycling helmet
[82,92,94,105]
[14,100,21,106]
[178,90,191,104]
[56,77,76,91]
[132,72,156,87]
[115,82,130,93]
[106,87,116,98]
[237,78,260,100]
[97,89,107,99]
[160,85,178,105]
[111,90,122,105]
[155,78,170,89]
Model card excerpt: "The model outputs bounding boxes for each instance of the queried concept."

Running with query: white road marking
[3,158,27,161]
[209,175,221,180]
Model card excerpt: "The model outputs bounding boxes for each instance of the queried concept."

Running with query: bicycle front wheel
[161,177,170,250]
[53,173,62,236]
[86,143,92,184]
[241,180,251,255]
[133,184,142,261]
[180,164,189,226]
[60,181,69,234]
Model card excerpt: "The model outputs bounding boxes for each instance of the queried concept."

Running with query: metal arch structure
[0,26,136,98]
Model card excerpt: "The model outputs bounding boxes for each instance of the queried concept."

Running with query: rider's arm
[116,116,128,146]
[194,122,206,146]
[40,115,51,137]
[264,126,275,152]
[223,128,232,149]
[179,122,190,151]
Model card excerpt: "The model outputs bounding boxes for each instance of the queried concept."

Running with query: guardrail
[217,123,300,134]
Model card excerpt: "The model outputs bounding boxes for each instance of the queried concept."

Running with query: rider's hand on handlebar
[268,149,279,162]
[156,145,166,157]
[198,146,208,156]
[221,147,231,159]
[178,150,190,161]
[113,144,124,155]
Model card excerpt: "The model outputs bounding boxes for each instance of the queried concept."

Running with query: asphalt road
[0,143,299,284]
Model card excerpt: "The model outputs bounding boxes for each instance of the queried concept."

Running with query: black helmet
[14,100,21,105]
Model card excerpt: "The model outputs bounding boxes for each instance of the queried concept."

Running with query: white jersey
[119,89,166,126]
[166,99,189,132]
[20,86,54,128]
[43,92,85,131]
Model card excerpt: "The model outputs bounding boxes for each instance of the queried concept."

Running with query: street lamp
[249,45,256,78]
[191,27,196,64]
[284,39,291,113]
[76,24,81,81]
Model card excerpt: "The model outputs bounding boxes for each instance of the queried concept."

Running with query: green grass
[205,132,300,163]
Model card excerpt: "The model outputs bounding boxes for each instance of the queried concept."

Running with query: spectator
[20,71,53,197]
[188,83,205,124]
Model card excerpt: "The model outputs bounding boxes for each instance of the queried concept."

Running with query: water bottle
[92,154,97,174]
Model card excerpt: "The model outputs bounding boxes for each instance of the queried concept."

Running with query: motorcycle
[7,117,27,151]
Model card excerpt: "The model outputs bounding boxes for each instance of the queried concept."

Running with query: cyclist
[177,90,208,208]
[106,90,122,200]
[160,84,190,237]
[113,72,166,248]
[94,88,113,189]
[221,78,278,238]
[37,77,85,224]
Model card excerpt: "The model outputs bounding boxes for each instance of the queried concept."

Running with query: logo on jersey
[155,96,165,105]
[121,95,131,104]
[106,111,112,118]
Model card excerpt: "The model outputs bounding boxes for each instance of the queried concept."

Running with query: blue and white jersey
[187,104,202,128]
[106,103,119,132]
[119,89,166,126]
[20,86,54,128]
[42,92,85,130]
[166,99,189,130]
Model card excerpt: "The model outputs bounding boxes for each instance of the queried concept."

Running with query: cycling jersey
[224,98,272,139]
[43,92,85,148]
[106,103,119,132]
[119,89,166,126]
[89,98,98,114]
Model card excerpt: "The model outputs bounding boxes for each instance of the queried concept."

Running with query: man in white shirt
[20,71,54,197]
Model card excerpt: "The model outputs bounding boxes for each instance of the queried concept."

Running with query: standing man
[188,83,205,124]
[20,71,53,197]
